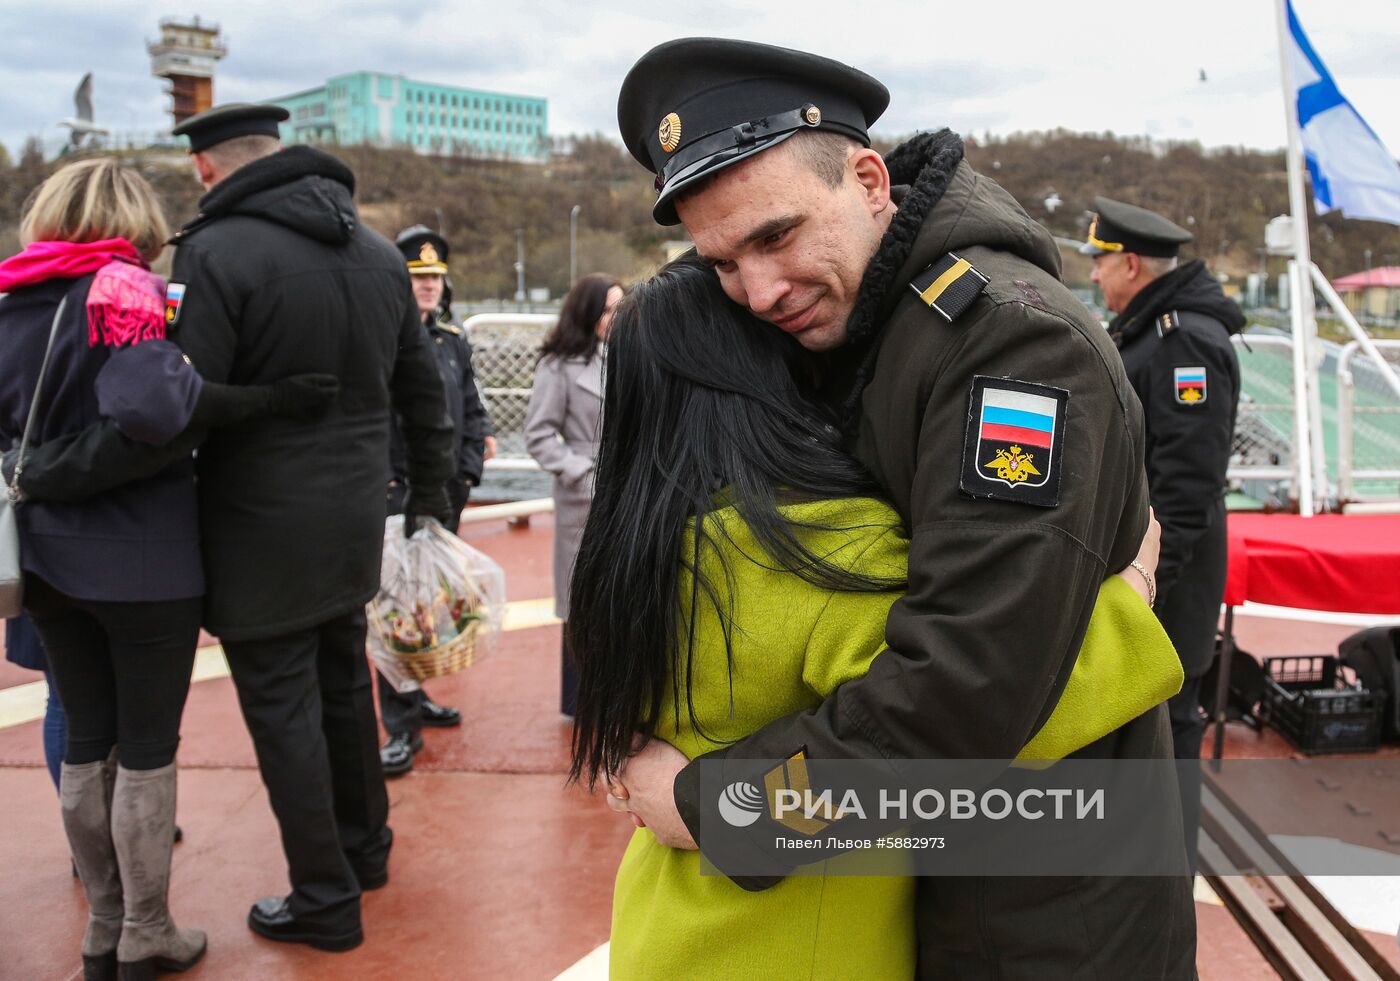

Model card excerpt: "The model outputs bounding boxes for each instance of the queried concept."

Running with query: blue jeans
[5,615,65,791]
[41,668,65,791]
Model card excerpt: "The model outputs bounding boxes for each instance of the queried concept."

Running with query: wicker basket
[380,616,482,682]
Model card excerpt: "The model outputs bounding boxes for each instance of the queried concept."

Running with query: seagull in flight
[59,73,111,149]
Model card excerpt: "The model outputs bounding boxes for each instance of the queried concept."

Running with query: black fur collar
[845,130,965,349]
[830,129,965,429]
[187,146,356,226]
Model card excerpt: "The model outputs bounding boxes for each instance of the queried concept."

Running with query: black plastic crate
[1258,655,1384,755]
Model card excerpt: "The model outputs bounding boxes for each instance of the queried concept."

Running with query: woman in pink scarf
[0,158,335,980]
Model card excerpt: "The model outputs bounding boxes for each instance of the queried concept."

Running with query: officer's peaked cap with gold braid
[395,225,450,275]
[618,38,889,226]
[1080,196,1192,258]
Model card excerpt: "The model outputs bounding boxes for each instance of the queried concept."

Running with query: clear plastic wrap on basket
[367,515,506,693]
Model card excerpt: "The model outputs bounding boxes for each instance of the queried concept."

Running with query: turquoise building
[270,72,548,162]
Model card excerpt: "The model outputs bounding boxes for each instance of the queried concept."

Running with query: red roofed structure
[1332,266,1400,318]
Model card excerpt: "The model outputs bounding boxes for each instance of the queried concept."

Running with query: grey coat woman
[525,352,603,620]
[524,274,622,715]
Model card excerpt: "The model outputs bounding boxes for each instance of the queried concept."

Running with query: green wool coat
[609,498,1180,980]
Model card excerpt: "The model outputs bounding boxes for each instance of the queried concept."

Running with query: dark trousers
[375,671,426,739]
[223,607,389,928]
[24,574,200,771]
[1169,671,1208,873]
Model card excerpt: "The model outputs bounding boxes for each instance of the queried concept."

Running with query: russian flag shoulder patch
[1173,366,1207,405]
[164,283,186,327]
[960,376,1069,508]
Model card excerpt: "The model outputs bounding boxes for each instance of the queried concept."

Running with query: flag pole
[1274,0,1327,515]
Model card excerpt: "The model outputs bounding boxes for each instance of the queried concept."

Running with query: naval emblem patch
[1174,366,1207,405]
[164,283,186,326]
[960,376,1068,508]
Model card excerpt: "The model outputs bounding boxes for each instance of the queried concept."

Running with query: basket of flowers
[367,516,505,691]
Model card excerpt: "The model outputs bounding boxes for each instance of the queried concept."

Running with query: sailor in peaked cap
[375,224,491,776]
[606,35,1196,981]
[1084,192,1243,876]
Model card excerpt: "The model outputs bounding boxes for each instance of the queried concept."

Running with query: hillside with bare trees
[3,129,1395,297]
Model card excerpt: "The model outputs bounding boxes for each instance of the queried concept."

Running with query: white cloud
[4,0,1397,160]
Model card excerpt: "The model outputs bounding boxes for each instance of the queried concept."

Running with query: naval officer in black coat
[1084,196,1244,870]
[376,226,496,777]
[169,105,455,951]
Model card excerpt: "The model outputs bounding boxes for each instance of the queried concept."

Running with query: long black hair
[567,253,903,789]
[539,273,621,362]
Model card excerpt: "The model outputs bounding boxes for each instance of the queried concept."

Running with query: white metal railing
[457,321,1399,510]
[1229,334,1297,484]
[1336,339,1400,502]
[462,313,557,464]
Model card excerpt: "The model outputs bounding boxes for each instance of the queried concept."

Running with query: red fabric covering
[1225,513,1400,614]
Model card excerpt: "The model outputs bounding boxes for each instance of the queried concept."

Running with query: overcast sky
[5,0,1398,161]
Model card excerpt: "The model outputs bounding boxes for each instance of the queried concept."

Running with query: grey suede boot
[60,755,122,981]
[111,763,206,979]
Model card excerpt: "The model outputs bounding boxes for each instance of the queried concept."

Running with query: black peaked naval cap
[172,103,289,153]
[1080,196,1194,258]
[618,38,890,226]
[395,225,450,274]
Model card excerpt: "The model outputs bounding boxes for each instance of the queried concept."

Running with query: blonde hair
[19,158,170,262]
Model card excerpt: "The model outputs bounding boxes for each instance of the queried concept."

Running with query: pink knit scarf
[0,239,166,348]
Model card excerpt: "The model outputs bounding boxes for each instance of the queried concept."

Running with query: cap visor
[652,130,801,226]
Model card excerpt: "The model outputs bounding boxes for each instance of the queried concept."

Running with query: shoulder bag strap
[7,295,68,503]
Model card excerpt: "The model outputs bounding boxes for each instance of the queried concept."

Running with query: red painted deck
[2,512,1396,979]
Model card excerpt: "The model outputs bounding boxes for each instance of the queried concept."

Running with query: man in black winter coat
[1084,195,1244,870]
[12,104,456,951]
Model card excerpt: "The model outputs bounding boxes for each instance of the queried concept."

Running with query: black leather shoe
[418,697,461,727]
[379,732,423,777]
[247,896,362,952]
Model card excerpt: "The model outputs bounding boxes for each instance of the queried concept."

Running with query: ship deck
[2,511,1397,980]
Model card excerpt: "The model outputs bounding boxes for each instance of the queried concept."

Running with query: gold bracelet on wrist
[1129,559,1157,607]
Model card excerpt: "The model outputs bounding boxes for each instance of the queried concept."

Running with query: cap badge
[419,243,440,264]
[658,112,682,154]
[802,104,822,126]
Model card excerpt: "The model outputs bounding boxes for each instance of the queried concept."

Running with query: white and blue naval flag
[1287,0,1400,225]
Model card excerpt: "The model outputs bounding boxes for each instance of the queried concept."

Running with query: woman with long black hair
[567,255,1182,978]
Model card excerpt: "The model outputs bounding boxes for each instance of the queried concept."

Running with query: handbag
[1,296,68,618]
